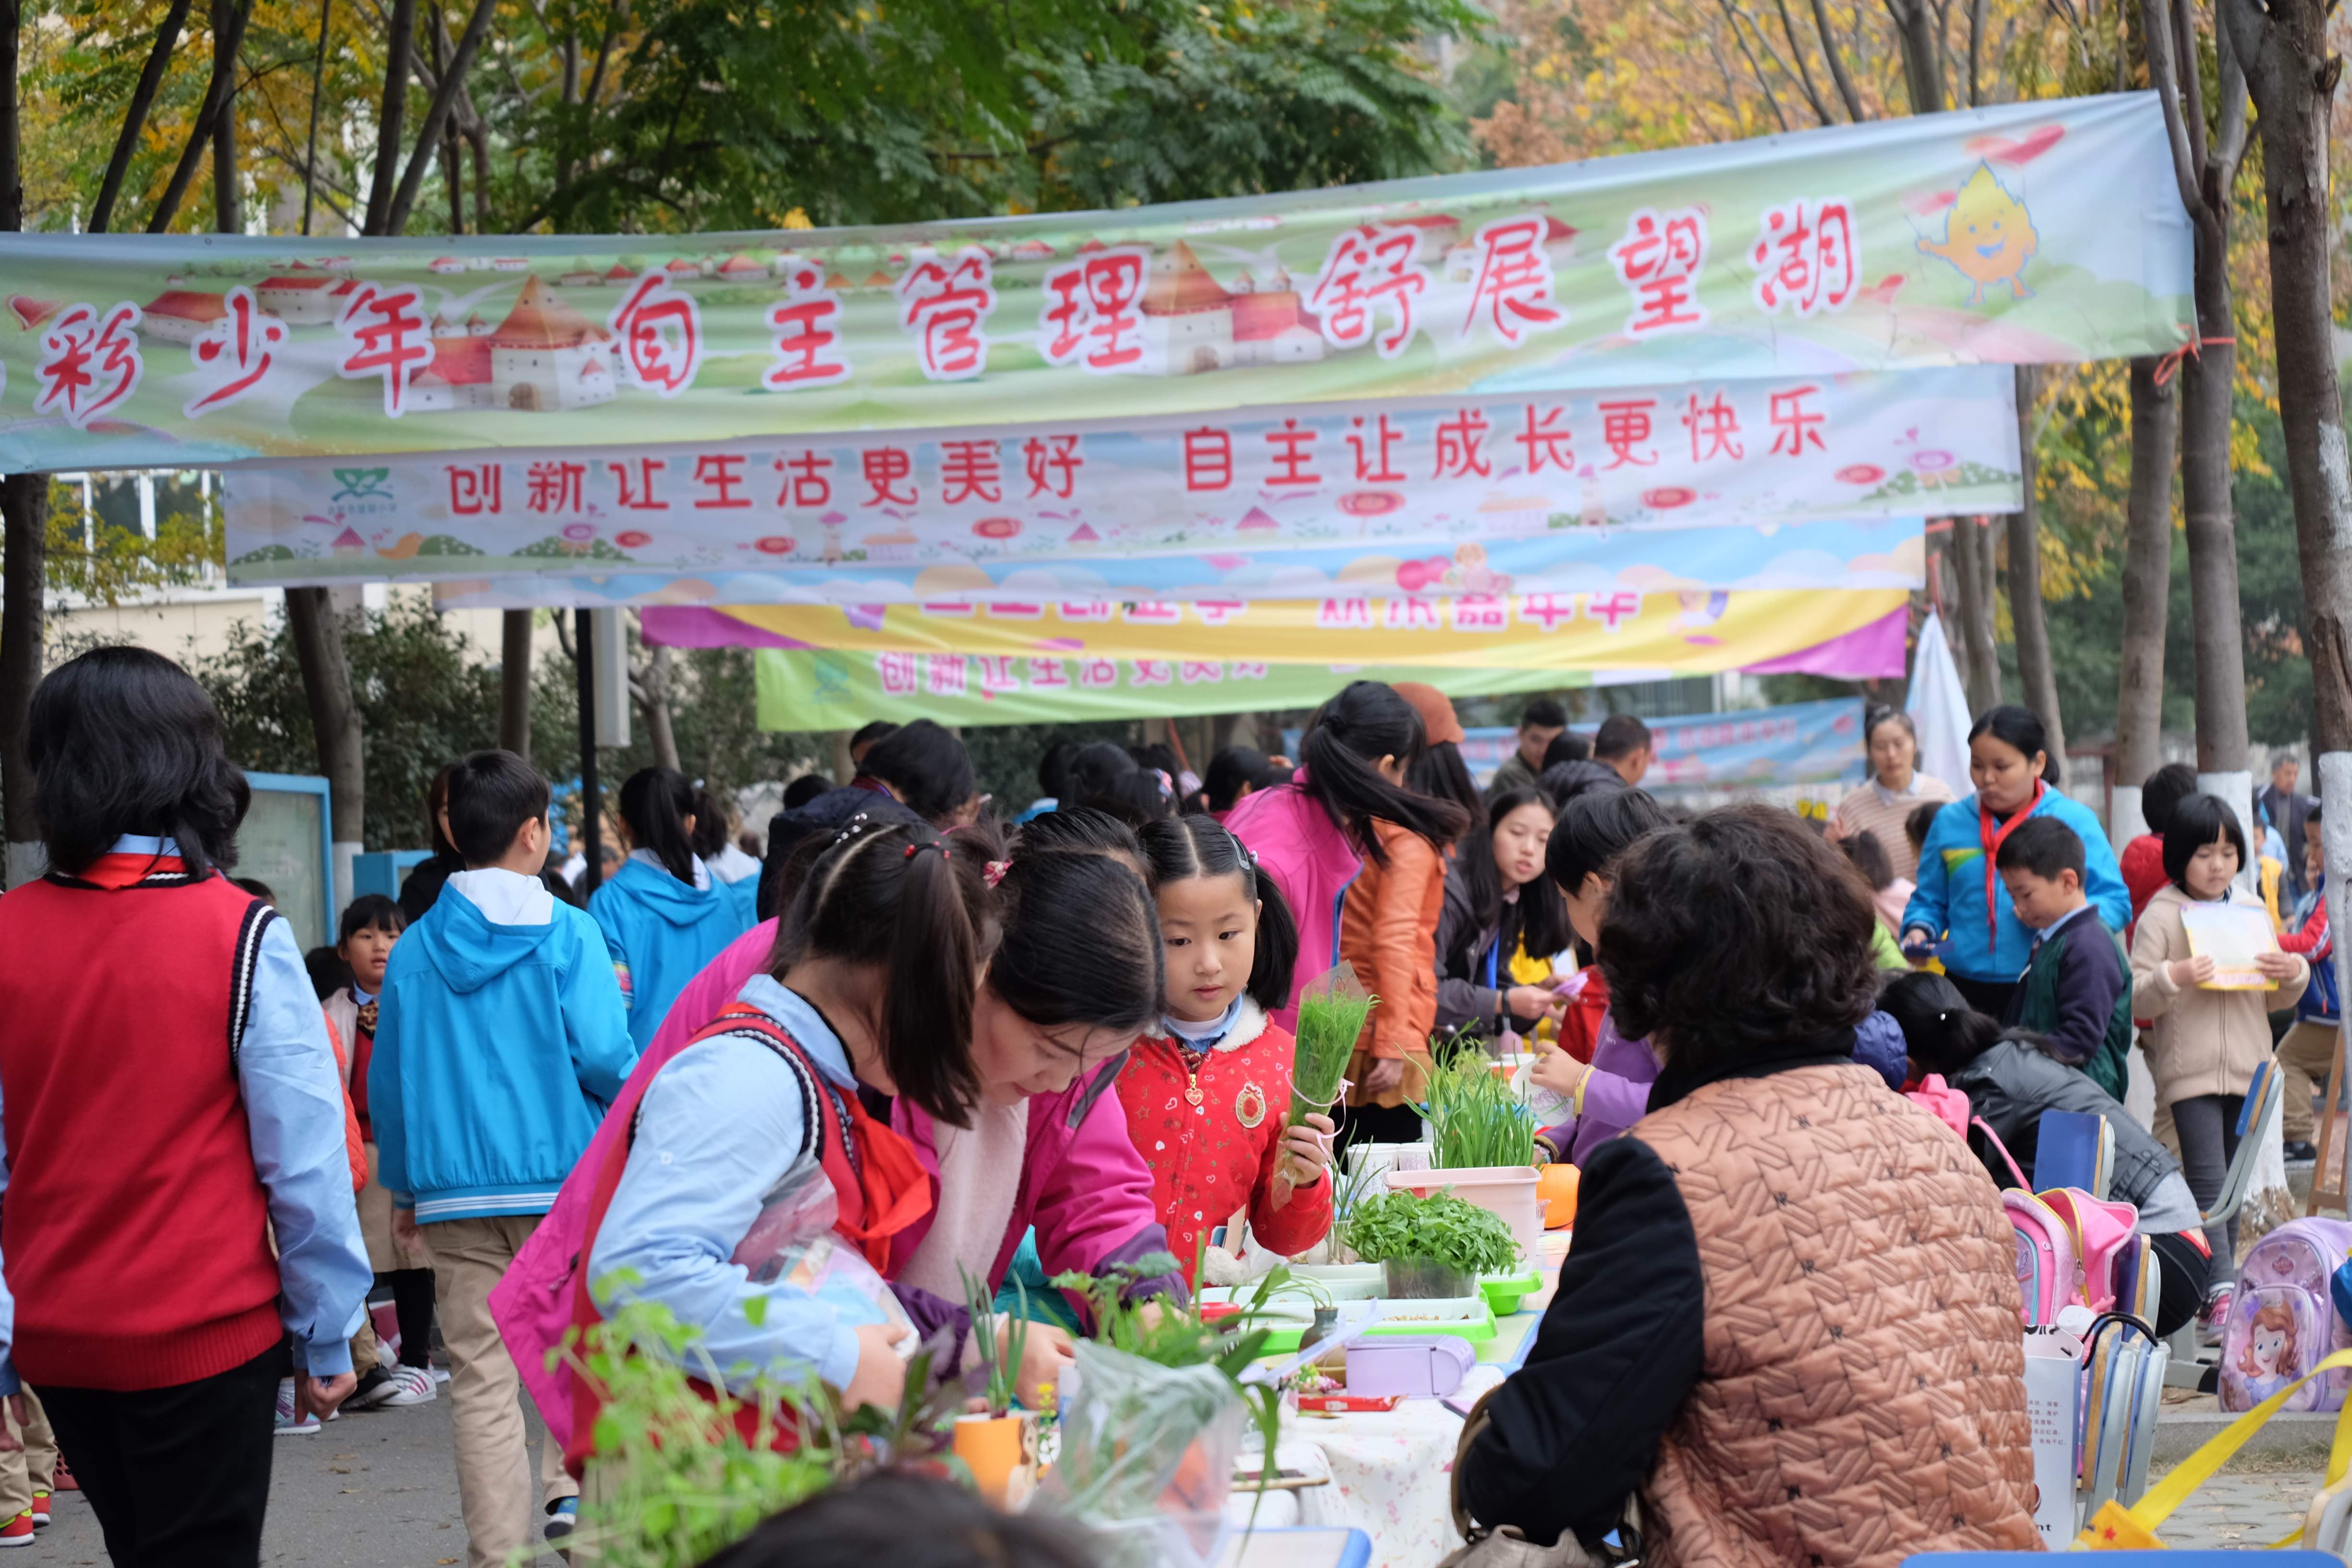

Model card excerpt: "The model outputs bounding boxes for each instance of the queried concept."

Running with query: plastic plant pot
[1384,1257,1475,1300]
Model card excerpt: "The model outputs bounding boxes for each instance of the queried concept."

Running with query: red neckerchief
[1977,780,2047,947]
[70,851,190,889]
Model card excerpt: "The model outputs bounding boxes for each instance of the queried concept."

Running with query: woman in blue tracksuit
[1901,705,2130,1017]
[589,767,757,1051]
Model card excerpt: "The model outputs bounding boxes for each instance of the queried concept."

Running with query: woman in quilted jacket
[1460,806,2038,1568]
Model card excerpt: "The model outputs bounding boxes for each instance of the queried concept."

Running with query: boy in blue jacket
[370,750,637,1565]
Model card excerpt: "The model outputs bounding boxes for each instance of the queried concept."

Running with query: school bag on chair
[2218,1217,2352,1413]
[2040,1188,2142,1316]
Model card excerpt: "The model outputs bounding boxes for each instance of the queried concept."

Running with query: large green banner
[0,95,2184,469]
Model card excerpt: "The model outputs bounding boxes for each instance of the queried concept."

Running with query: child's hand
[306,1372,357,1418]
[1506,985,1562,1022]
[1007,1321,1076,1410]
[392,1207,422,1252]
[2255,950,2302,980]
[2170,955,2218,988]
[1530,1041,1586,1100]
[1277,1113,1335,1188]
[841,1322,914,1411]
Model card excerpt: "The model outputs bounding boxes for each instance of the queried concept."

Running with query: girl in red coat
[1120,816,1335,1286]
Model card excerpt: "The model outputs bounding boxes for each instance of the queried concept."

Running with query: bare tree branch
[300,0,331,234]
[1811,0,1869,117]
[1715,1,1792,129]
[146,0,253,233]
[2211,4,2250,175]
[1968,0,1987,104]
[1771,0,1839,121]
[383,0,496,234]
[2172,0,2207,176]
[91,0,194,233]
[2140,0,2209,221]
[362,0,416,233]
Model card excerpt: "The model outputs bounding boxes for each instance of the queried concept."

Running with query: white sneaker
[274,1377,322,1435]
[381,1365,437,1406]
[431,1364,451,1385]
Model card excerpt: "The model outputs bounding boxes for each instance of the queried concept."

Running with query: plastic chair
[2163,1060,2282,1388]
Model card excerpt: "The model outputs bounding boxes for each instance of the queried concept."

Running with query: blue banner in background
[1454,697,1869,791]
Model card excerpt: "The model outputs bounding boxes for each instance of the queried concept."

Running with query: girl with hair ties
[492,811,1180,1458]
[590,767,757,1052]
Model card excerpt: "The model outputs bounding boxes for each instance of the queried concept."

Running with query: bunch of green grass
[1339,1189,1520,1279]
[960,1265,1028,1416]
[1414,1046,1536,1169]
[1291,964,1377,1127]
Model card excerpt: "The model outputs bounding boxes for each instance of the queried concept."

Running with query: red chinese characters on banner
[527,460,588,513]
[34,302,144,429]
[939,440,1001,504]
[607,273,704,396]
[1346,413,1406,483]
[185,287,288,418]
[877,653,919,696]
[1598,399,1658,468]
[1305,225,1430,359]
[1265,420,1320,487]
[895,247,997,381]
[1584,590,1641,630]
[1038,246,1151,373]
[1749,198,1860,318]
[1519,594,1577,632]
[766,262,850,389]
[927,655,968,697]
[334,284,433,417]
[1022,434,1082,499]
[776,453,832,507]
[1461,215,1565,346]
[1682,391,1744,463]
[609,457,672,510]
[1768,385,1826,459]
[1432,409,1491,479]
[693,453,751,509]
[1182,428,1233,492]
[1517,405,1575,474]
[447,465,502,515]
[862,447,918,506]
[1606,208,1710,338]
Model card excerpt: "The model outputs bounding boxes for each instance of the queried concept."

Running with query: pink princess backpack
[1974,1117,2144,1326]
[2218,1217,2352,1413]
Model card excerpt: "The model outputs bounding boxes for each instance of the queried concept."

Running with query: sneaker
[274,1378,320,1437]
[2199,1281,2236,1347]
[430,1363,451,1385]
[27,1492,46,1528]
[0,1512,29,1548]
[345,1366,401,1411]
[545,1497,578,1543]
[380,1365,437,1407]
[2287,1140,2320,1163]
[50,1458,75,1493]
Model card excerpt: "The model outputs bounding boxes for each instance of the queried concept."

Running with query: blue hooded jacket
[369,881,637,1224]
[590,857,755,1051]
[1901,787,2130,984]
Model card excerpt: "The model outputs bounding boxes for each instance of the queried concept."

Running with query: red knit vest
[0,867,285,1390]
[564,1005,930,1476]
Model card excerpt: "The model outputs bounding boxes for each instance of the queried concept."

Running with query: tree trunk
[2114,354,2180,835]
[1940,521,1978,698]
[363,0,416,235]
[1947,517,2001,713]
[2179,211,2251,779]
[90,0,193,233]
[145,0,249,233]
[382,0,497,237]
[0,476,46,886]
[635,640,681,774]
[1883,0,1947,112]
[285,587,366,895]
[209,0,239,233]
[499,608,532,760]
[2006,368,2066,772]
[300,0,330,235]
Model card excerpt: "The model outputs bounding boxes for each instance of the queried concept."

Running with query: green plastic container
[1480,1271,1544,1317]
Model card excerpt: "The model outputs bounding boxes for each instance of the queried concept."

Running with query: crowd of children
[0,647,2337,1568]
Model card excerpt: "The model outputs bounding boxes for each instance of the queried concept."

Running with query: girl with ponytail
[1224,681,1469,1054]
[1116,816,1331,1286]
[590,767,758,1052]
[567,817,1003,1458]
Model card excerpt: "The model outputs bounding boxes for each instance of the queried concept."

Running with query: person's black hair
[338,893,406,946]
[848,720,899,755]
[2163,792,2249,891]
[861,719,976,824]
[689,784,734,862]
[1838,829,1895,892]
[2141,761,2198,837]
[698,1471,1098,1568]
[1037,740,1080,801]
[1880,969,2002,1078]
[232,876,276,903]
[543,867,584,908]
[445,749,552,866]
[26,646,249,879]
[1456,787,1568,973]
[2311,801,2325,828]
[1520,697,1568,732]
[1016,805,1141,858]
[772,816,1000,1126]
[990,847,1166,1047]
[1203,746,1276,814]
[1408,740,1486,833]
[1082,770,1172,828]
[782,773,831,811]
[1592,712,1652,762]
[1132,742,1182,783]
[1598,804,1880,1070]
[618,766,700,884]
[1139,813,1298,1012]
[423,763,458,859]
[1541,732,1592,769]
[1968,703,2062,785]
[1994,814,2087,883]
[1904,799,1942,852]
[1296,680,1468,865]
[305,944,352,1001]
[1545,786,1670,895]
[1067,742,1140,801]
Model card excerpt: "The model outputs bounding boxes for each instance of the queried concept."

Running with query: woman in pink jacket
[493,820,1177,1451]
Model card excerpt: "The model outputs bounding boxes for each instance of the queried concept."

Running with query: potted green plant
[953,1267,1042,1507]
[1391,1043,1544,1253]
[1341,1188,1521,1299]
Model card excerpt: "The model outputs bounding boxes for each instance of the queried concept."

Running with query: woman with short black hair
[1460,805,2036,1565]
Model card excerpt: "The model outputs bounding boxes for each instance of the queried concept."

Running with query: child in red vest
[0,647,371,1566]
[1120,816,1333,1286]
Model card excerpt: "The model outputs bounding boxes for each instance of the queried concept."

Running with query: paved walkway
[2129,1468,2328,1551]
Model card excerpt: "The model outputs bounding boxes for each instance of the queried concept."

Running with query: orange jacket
[321,1015,369,1195]
[1340,821,1447,1108]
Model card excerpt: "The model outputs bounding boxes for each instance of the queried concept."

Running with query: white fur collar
[1163,996,1270,1054]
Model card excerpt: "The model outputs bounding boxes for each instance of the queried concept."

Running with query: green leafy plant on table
[1414,1040,1536,1170]
[961,1264,1028,1417]
[1291,962,1377,1127]
[1341,1189,1521,1292]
